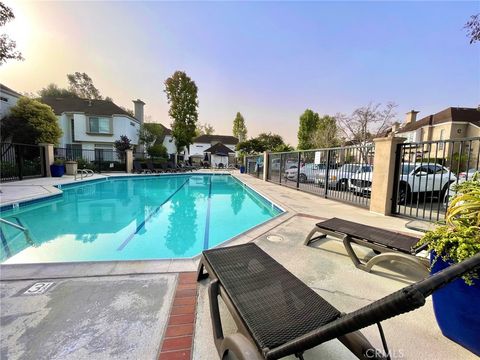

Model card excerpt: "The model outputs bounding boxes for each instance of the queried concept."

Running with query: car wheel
[441,183,453,209]
[398,183,411,205]
[299,173,307,183]
[336,179,347,191]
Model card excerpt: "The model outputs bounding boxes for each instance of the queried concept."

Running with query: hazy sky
[1,1,479,146]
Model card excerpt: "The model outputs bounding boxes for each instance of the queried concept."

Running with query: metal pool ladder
[0,217,27,231]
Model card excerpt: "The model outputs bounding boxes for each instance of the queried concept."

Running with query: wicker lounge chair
[304,218,429,274]
[197,243,480,360]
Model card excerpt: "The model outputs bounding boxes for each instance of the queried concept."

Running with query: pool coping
[0,173,292,280]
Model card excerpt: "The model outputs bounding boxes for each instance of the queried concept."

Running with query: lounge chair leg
[342,235,368,271]
[208,279,225,354]
[197,259,209,281]
[219,333,264,360]
[339,330,387,360]
[364,252,429,276]
[304,226,327,246]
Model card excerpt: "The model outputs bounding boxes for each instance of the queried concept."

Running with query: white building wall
[0,91,20,119]
[64,113,140,145]
[163,135,177,155]
[189,142,211,156]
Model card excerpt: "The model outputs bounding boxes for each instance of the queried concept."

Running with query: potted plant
[416,173,480,355]
[50,159,65,177]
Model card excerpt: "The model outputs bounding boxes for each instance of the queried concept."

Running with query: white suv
[397,163,456,204]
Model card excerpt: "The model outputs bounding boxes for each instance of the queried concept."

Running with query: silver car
[315,164,373,190]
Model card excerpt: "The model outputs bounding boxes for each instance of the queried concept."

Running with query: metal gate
[392,137,480,222]
[1,143,46,182]
[267,145,374,208]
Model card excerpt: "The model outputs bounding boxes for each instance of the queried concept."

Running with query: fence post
[263,152,268,181]
[125,149,133,173]
[324,150,331,198]
[370,136,407,215]
[38,143,54,177]
[296,152,301,188]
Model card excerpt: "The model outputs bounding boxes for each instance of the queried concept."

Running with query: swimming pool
[0,175,283,264]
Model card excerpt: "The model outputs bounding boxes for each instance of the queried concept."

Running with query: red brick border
[158,272,198,360]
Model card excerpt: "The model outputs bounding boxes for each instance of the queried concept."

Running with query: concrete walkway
[1,273,177,360]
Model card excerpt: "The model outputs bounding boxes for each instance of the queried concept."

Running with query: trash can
[240,166,245,174]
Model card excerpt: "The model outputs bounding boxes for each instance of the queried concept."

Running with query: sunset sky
[1,0,479,146]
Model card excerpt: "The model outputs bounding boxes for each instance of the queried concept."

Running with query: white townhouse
[0,84,21,119]
[40,97,146,157]
[187,134,239,166]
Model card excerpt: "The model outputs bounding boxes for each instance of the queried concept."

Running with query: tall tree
[297,109,320,150]
[196,122,214,136]
[0,2,23,65]
[164,71,199,152]
[336,102,397,161]
[67,72,102,100]
[1,97,62,144]
[232,112,247,142]
[310,115,341,149]
[465,13,480,44]
[38,83,77,98]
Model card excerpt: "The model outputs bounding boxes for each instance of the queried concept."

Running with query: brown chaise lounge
[197,243,480,360]
[304,218,429,274]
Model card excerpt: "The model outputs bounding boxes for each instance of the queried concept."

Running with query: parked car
[349,170,374,197]
[271,158,298,171]
[397,163,457,205]
[443,168,479,207]
[315,164,373,190]
[285,163,325,182]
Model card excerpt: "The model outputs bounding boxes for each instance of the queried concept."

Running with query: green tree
[196,122,214,136]
[138,123,164,151]
[310,115,341,148]
[232,112,247,142]
[0,2,24,65]
[164,71,199,153]
[38,83,77,98]
[236,133,292,154]
[297,109,320,150]
[67,72,102,100]
[147,144,168,158]
[1,97,62,144]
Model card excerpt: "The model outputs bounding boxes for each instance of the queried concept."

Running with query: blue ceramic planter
[431,255,480,356]
[50,164,65,177]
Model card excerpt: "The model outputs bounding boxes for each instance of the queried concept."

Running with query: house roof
[397,107,480,133]
[40,97,134,118]
[193,134,239,145]
[204,142,235,155]
[0,84,22,97]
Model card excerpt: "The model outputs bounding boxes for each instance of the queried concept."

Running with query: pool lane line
[203,176,213,250]
[116,178,190,251]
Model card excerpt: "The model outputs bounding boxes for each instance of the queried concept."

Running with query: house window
[0,96,8,102]
[88,117,112,134]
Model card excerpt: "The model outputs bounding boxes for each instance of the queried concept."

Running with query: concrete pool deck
[1,172,477,359]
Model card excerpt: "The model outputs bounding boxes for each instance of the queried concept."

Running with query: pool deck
[1,172,477,359]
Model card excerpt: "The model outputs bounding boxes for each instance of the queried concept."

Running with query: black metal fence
[54,147,126,173]
[267,144,375,208]
[392,137,480,222]
[245,155,263,178]
[1,143,45,182]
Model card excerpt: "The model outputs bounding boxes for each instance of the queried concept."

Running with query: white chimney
[405,110,419,124]
[133,99,145,124]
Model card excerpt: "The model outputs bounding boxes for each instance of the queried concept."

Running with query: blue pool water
[0,175,282,264]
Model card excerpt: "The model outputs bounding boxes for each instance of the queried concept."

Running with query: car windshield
[401,164,415,175]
